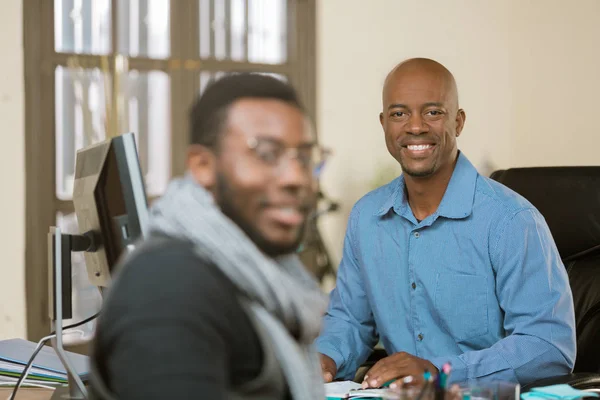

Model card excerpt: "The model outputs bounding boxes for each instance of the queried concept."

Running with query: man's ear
[455,109,466,137]
[187,144,217,189]
[379,112,384,127]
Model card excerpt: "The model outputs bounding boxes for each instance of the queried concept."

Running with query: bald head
[383,58,459,112]
[379,58,466,180]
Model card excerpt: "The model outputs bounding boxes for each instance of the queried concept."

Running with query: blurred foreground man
[317,58,576,388]
[90,73,328,400]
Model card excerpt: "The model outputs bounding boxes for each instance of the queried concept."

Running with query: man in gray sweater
[90,73,329,400]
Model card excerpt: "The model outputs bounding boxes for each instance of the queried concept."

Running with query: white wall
[316,0,600,267]
[0,1,26,339]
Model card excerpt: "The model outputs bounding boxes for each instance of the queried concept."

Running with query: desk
[0,388,385,400]
[0,388,54,400]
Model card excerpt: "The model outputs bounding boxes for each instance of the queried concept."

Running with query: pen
[441,363,452,389]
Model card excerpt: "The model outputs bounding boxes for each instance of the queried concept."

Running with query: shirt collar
[375,151,479,220]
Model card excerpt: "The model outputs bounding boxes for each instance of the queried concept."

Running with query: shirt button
[414,232,420,238]
[418,333,424,341]
[411,282,417,290]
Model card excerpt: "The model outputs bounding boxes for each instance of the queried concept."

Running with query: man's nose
[277,156,312,191]
[407,113,428,135]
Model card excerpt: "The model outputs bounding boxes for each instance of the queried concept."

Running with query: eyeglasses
[246,137,332,179]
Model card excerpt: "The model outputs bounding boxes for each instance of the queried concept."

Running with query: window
[24,0,316,341]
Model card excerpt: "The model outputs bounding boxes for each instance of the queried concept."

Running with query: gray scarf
[147,174,328,400]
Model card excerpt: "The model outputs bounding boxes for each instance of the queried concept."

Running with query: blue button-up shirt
[316,152,576,385]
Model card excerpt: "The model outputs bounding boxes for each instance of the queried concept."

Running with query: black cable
[10,312,100,400]
[51,311,100,335]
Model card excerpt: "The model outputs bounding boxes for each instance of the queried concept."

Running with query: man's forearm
[430,334,573,385]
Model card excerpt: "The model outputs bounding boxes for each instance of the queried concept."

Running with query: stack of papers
[0,360,66,384]
[0,339,89,385]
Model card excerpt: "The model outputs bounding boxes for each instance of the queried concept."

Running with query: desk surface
[0,387,54,400]
[0,388,383,400]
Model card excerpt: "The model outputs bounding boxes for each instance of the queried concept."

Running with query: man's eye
[297,149,314,168]
[426,110,443,116]
[391,111,406,117]
[255,146,281,164]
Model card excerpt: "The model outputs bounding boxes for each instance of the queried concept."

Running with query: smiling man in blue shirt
[317,58,576,388]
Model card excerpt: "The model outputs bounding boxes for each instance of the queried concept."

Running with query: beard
[215,173,306,257]
[400,161,437,177]
[398,154,439,178]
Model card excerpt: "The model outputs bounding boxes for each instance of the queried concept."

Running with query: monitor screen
[72,132,149,287]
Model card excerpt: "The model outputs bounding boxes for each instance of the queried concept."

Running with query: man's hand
[362,352,438,389]
[320,353,337,383]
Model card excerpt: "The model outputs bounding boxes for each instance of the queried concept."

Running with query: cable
[9,312,100,400]
[8,334,54,400]
[51,312,100,335]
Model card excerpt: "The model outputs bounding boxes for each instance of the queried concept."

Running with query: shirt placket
[408,227,424,356]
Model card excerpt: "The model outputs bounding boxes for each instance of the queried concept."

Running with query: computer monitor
[72,132,149,288]
[45,132,149,399]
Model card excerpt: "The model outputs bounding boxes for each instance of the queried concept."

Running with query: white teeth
[407,144,433,151]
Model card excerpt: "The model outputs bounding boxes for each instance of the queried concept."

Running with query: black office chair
[490,167,600,392]
[357,167,600,391]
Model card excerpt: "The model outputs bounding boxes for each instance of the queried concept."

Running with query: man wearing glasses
[90,73,330,400]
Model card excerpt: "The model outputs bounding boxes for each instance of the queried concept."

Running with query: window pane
[56,212,103,345]
[117,0,171,59]
[199,0,213,59]
[55,0,111,55]
[247,0,287,64]
[199,0,287,64]
[55,66,109,200]
[230,0,246,61]
[122,71,171,196]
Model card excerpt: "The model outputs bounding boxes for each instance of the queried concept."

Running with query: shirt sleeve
[315,205,379,380]
[431,208,576,385]
[95,244,256,400]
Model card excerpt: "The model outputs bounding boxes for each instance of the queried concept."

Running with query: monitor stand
[48,226,93,400]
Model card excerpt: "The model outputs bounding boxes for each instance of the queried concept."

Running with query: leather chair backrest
[491,167,600,373]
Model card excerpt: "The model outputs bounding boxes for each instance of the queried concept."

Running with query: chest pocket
[434,273,489,342]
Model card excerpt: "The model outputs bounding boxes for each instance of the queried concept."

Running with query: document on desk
[325,381,398,399]
[325,381,362,398]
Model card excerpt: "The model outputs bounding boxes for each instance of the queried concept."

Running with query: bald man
[316,58,576,387]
